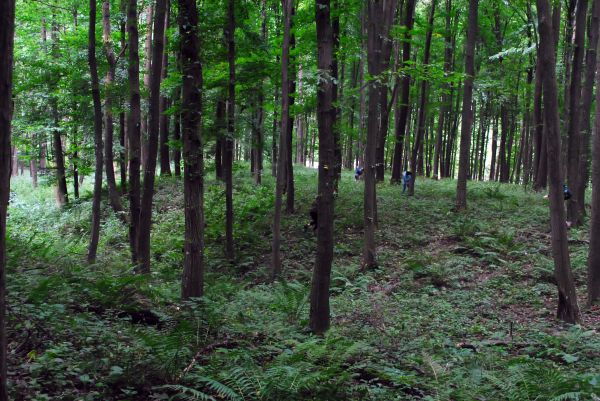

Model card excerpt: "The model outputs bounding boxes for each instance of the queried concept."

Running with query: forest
[2,0,600,399]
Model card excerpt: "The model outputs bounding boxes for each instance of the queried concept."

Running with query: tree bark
[536,0,581,323]
[0,0,15,397]
[159,2,171,177]
[88,0,104,265]
[408,0,436,195]
[127,0,142,263]
[310,0,336,335]
[272,0,293,279]
[179,0,204,299]
[51,18,68,207]
[137,0,168,273]
[455,0,477,210]
[566,0,588,226]
[224,0,236,259]
[575,0,600,221]
[102,0,124,215]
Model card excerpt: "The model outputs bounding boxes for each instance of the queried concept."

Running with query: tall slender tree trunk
[119,6,127,193]
[224,0,235,259]
[0,0,15,397]
[310,0,336,335]
[88,0,104,265]
[173,86,182,177]
[159,2,171,177]
[455,0,477,210]
[566,0,588,226]
[285,5,296,213]
[102,0,124,215]
[408,0,436,195]
[433,0,453,180]
[137,0,168,273]
[391,0,416,183]
[141,5,153,172]
[575,0,600,220]
[179,0,204,299]
[51,18,68,207]
[127,0,142,263]
[272,0,293,279]
[536,0,581,323]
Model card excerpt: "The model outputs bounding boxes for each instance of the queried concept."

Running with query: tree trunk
[575,0,600,221]
[141,5,153,172]
[102,0,124,215]
[119,6,127,192]
[51,18,68,207]
[408,0,436,195]
[137,0,168,273]
[455,0,477,210]
[310,0,336,335]
[127,0,142,263]
[159,2,171,177]
[88,0,104,265]
[173,86,182,177]
[566,0,588,226]
[224,0,235,259]
[215,99,225,180]
[285,5,296,213]
[179,0,204,299]
[0,0,15,397]
[588,4,600,302]
[536,0,581,323]
[272,0,292,279]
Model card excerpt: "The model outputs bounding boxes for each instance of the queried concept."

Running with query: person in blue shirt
[354,166,364,181]
[402,171,412,193]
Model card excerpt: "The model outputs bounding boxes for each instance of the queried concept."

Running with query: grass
[5,165,600,400]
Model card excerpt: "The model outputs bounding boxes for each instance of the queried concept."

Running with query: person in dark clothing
[354,166,364,181]
[304,197,319,232]
[402,171,412,193]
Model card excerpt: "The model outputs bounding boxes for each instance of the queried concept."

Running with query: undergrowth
[5,166,600,401]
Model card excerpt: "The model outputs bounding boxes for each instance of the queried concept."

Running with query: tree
[224,0,235,260]
[51,16,68,207]
[88,0,104,264]
[408,0,436,196]
[391,0,416,184]
[536,0,581,323]
[159,2,171,177]
[137,0,168,273]
[455,0,477,210]
[309,0,336,335]
[566,0,588,226]
[0,0,15,397]
[272,0,293,280]
[179,0,204,299]
[102,0,124,215]
[127,0,142,263]
[363,0,397,268]
[588,35,600,304]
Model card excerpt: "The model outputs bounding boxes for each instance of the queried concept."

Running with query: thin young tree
[309,0,336,335]
[536,0,581,323]
[566,0,588,226]
[137,0,168,273]
[588,27,600,304]
[455,0,477,210]
[88,0,105,264]
[159,2,171,177]
[0,0,15,397]
[224,0,235,260]
[127,0,142,263]
[51,16,68,207]
[408,0,436,196]
[575,0,600,220]
[102,0,124,215]
[179,0,204,299]
[272,0,293,279]
[390,0,416,184]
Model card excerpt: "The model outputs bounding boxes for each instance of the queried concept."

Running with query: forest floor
[5,165,600,401]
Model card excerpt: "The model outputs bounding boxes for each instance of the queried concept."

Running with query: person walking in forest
[402,171,412,193]
[354,166,364,181]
